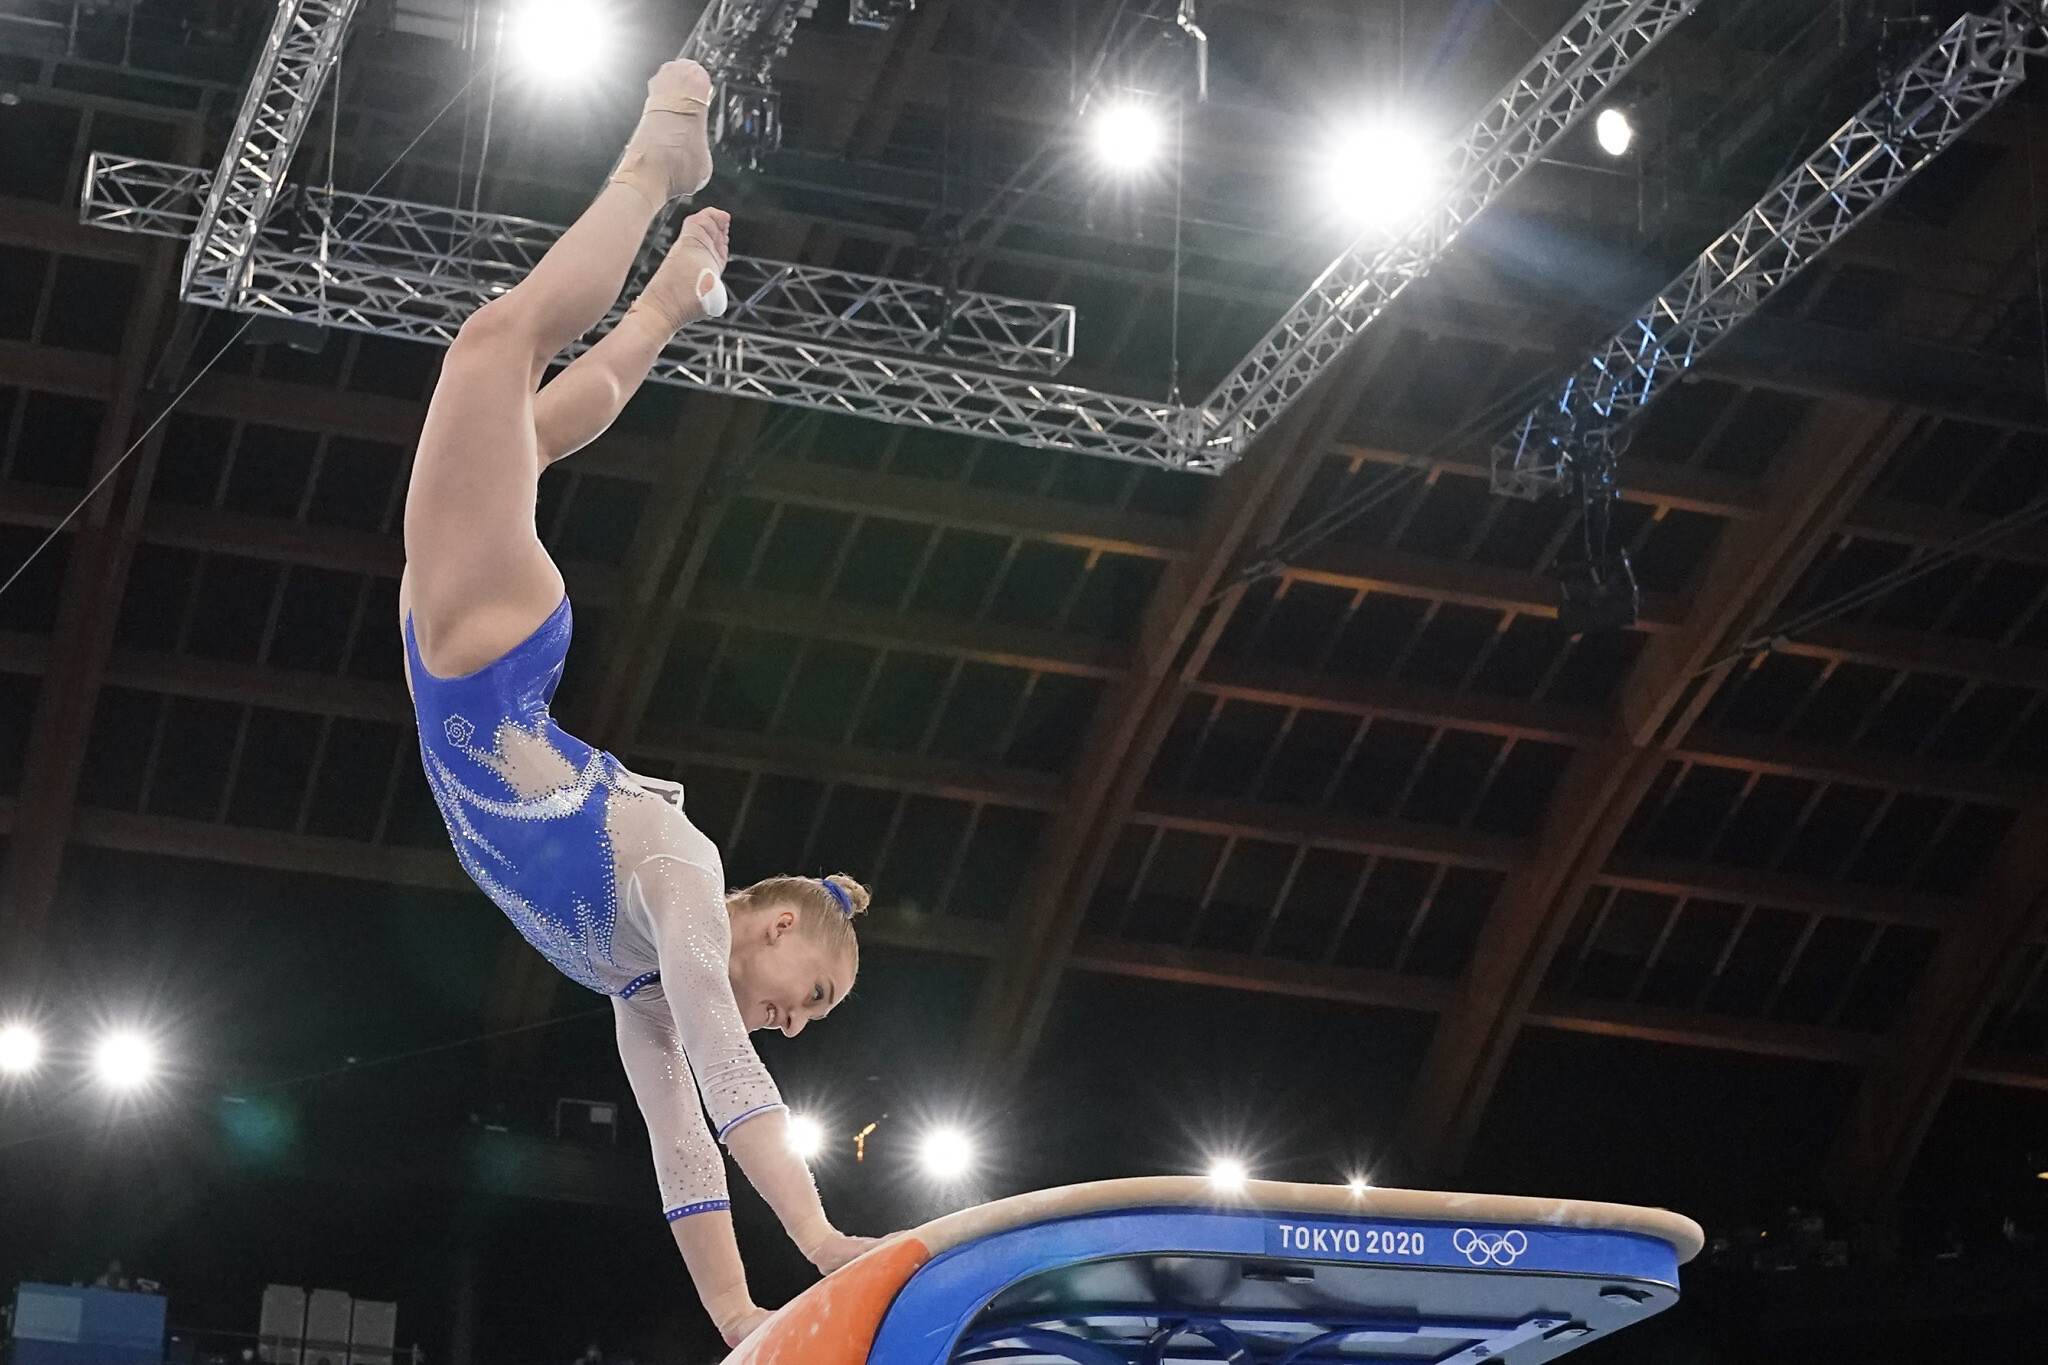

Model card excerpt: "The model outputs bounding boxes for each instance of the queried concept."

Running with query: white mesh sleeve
[612,991,731,1220]
[613,845,836,1256]
[622,853,786,1139]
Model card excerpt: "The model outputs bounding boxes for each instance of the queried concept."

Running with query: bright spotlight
[1347,1175,1372,1196]
[508,0,610,83]
[1088,98,1166,174]
[787,1113,825,1161]
[1208,1157,1249,1191]
[0,1023,41,1076]
[1323,123,1437,229]
[1595,108,1634,157]
[919,1126,975,1181]
[93,1030,158,1092]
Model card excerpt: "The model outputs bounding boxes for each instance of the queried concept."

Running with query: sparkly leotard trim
[405,598,783,1217]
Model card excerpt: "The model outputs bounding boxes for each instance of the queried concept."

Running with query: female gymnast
[398,57,876,1346]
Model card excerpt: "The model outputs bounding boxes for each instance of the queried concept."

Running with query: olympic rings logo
[1452,1228,1529,1266]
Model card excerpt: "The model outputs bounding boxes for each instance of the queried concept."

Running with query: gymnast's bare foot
[610,58,715,210]
[628,207,730,331]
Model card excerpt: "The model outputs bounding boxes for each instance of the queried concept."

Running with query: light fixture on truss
[682,0,820,168]
[1491,0,2048,629]
[713,80,785,169]
[850,0,916,32]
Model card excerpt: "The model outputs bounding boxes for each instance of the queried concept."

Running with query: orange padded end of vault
[726,1236,934,1365]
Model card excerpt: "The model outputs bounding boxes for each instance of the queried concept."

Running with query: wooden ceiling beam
[1392,396,1924,1180]
[1524,995,1879,1067]
[0,793,1906,1073]
[1955,1051,2048,1092]
[967,332,1404,1083]
[1391,127,2048,1184]
[1825,808,2048,1219]
[1599,854,1962,930]
[0,625,1973,935]
[1128,790,1525,871]
[684,583,1127,679]
[742,457,1196,562]
[0,118,198,986]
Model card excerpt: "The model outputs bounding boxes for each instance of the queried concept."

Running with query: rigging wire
[0,60,486,607]
[1698,486,2048,679]
[1212,359,1588,604]
[1692,96,2048,679]
[468,8,504,215]
[1168,95,1185,405]
[0,315,256,605]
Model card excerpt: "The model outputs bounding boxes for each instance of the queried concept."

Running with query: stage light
[1595,108,1634,157]
[0,1023,41,1076]
[1347,1175,1371,1196]
[1208,1157,1249,1191]
[787,1113,825,1161]
[1323,123,1437,229]
[93,1029,158,1092]
[919,1126,975,1181]
[1088,98,1166,174]
[508,0,610,83]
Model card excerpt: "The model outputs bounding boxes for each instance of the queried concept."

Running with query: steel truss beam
[181,0,360,306]
[182,0,825,308]
[82,155,1193,466]
[1494,0,2048,498]
[1197,0,1703,459]
[1393,103,2048,1183]
[87,155,1078,376]
[681,0,817,154]
[88,0,1707,471]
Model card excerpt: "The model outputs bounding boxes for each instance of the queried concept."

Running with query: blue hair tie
[820,879,855,917]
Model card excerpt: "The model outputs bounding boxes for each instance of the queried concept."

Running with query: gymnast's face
[727,904,855,1037]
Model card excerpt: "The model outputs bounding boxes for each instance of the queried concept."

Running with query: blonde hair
[729,873,869,962]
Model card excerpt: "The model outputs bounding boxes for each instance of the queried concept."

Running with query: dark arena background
[3,0,2048,1362]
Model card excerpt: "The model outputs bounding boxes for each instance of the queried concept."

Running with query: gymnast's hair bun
[821,873,871,917]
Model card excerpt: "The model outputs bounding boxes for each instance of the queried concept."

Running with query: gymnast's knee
[449,295,547,369]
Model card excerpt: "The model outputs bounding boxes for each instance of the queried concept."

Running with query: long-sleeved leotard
[610,843,790,1220]
[403,595,794,1220]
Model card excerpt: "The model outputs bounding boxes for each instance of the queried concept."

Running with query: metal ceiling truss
[1493,0,2048,501]
[87,156,1078,376]
[100,0,1707,471]
[1196,0,1703,462]
[180,0,361,306]
[680,0,819,162]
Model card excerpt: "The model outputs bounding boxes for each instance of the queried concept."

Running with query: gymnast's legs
[400,58,728,677]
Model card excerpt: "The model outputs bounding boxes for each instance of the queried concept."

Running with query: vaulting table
[724,1177,1704,1365]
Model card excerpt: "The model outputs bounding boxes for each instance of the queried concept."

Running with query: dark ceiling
[2,0,2048,1361]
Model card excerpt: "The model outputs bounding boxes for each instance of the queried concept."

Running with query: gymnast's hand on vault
[809,1230,881,1274]
[721,1305,774,1348]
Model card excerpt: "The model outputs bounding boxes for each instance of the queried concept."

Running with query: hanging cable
[2026,109,2048,414]
[468,8,504,215]
[1700,487,2048,677]
[363,69,486,202]
[1212,358,1591,603]
[0,315,256,604]
[0,57,488,606]
[1699,99,2048,675]
[1168,95,1185,405]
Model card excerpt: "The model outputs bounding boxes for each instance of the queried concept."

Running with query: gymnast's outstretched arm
[613,994,770,1344]
[618,853,872,1341]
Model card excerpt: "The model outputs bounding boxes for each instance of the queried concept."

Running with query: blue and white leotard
[405,597,783,1222]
